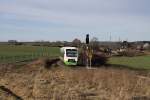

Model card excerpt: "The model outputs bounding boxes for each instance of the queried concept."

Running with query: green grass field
[0,45,150,70]
[0,45,60,63]
[109,55,150,70]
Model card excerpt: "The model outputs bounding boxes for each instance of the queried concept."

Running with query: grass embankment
[109,55,150,70]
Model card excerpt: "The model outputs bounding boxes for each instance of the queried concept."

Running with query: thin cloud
[0,0,150,41]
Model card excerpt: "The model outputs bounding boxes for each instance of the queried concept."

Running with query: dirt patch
[28,57,60,69]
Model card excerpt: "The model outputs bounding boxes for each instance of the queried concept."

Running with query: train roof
[61,47,78,50]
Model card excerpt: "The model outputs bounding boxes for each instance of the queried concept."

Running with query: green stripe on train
[64,61,77,66]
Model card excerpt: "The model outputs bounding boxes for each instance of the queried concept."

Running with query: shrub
[118,51,135,57]
[117,50,145,57]
[91,53,108,66]
[78,52,108,66]
[78,52,87,66]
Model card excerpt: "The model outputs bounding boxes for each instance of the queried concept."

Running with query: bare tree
[72,38,81,47]
[90,37,99,51]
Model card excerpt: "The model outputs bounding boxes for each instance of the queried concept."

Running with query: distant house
[8,40,22,45]
[135,42,150,50]
[8,40,17,43]
[143,43,150,49]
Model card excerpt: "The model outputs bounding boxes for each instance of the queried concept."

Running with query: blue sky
[0,0,150,42]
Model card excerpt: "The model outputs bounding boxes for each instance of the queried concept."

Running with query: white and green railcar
[60,47,78,65]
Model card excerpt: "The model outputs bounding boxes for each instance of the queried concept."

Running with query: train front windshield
[66,49,78,57]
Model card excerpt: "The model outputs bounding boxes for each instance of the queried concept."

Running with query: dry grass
[0,60,150,100]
